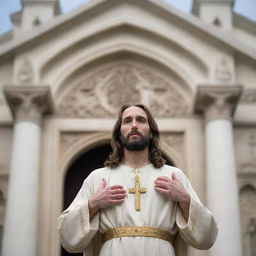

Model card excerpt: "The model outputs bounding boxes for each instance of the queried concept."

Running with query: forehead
[122,106,148,119]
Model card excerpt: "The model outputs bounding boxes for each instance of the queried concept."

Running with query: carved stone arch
[39,23,208,84]
[60,132,111,179]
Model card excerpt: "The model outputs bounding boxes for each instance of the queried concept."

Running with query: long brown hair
[104,103,166,168]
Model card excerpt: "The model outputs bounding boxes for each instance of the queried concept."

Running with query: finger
[154,182,169,190]
[155,176,171,182]
[172,172,177,180]
[155,186,168,196]
[110,199,125,204]
[108,185,124,190]
[101,178,106,188]
[110,189,126,194]
[110,193,127,200]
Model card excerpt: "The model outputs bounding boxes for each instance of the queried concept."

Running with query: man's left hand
[154,173,190,222]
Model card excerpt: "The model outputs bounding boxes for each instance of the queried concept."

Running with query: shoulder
[87,166,110,178]
[160,165,188,180]
[161,164,183,174]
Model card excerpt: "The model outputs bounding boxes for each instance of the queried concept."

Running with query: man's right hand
[88,178,126,218]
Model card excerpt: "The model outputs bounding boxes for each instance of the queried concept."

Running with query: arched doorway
[61,144,174,256]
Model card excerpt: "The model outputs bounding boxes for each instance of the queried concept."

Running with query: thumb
[171,172,177,180]
[101,178,107,188]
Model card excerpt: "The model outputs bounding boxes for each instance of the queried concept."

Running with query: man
[58,103,218,256]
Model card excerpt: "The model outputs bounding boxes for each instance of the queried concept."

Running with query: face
[120,106,151,151]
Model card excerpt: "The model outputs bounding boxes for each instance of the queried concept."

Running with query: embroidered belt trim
[102,226,174,244]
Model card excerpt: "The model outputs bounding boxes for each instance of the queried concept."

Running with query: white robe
[58,164,218,256]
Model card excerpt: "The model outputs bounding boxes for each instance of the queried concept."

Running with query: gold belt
[102,226,175,244]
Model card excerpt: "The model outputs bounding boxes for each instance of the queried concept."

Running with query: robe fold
[58,164,217,256]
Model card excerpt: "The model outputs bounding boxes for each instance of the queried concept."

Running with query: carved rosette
[57,63,189,118]
[4,86,54,124]
[194,85,243,122]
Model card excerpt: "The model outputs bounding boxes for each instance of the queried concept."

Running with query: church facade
[0,0,255,255]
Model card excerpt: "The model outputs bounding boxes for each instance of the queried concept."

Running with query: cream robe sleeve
[58,174,101,255]
[175,169,218,250]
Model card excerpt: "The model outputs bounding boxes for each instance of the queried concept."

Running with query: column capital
[3,85,54,124]
[194,85,243,122]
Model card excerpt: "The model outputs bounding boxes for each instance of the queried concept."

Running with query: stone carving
[240,185,256,256]
[58,63,189,118]
[195,85,242,121]
[213,17,221,27]
[161,133,184,167]
[215,57,232,82]
[17,58,34,84]
[248,218,256,256]
[240,89,256,104]
[61,132,92,157]
[4,86,53,123]
[239,133,256,174]
[33,17,41,26]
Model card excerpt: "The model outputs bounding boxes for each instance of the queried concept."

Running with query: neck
[122,147,150,168]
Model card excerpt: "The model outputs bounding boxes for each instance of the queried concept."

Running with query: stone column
[195,85,243,256]
[2,86,53,256]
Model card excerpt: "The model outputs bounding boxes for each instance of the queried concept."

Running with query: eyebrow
[122,115,147,120]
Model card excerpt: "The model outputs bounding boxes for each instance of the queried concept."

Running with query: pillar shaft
[2,86,53,256]
[195,85,243,256]
[206,119,242,256]
[2,121,41,255]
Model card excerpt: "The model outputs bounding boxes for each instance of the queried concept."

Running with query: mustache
[128,131,143,138]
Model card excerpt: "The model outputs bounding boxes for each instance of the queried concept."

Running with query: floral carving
[57,63,189,118]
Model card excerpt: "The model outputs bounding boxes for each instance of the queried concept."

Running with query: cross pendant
[128,174,147,211]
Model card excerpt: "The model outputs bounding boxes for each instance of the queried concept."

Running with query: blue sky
[0,0,255,35]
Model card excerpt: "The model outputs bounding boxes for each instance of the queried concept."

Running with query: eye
[123,118,131,123]
[137,117,147,123]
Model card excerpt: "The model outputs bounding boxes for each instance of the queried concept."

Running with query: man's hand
[154,173,190,222]
[88,178,126,218]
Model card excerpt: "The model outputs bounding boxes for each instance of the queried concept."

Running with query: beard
[120,131,150,151]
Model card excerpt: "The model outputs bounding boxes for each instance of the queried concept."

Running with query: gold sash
[102,226,175,244]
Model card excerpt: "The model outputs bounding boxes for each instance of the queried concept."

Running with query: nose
[132,119,138,129]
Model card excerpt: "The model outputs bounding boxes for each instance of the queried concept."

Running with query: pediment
[0,0,255,62]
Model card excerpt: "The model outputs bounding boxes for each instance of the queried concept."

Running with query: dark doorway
[62,144,112,256]
[61,144,174,256]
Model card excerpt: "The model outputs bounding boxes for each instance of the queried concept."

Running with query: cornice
[0,0,255,61]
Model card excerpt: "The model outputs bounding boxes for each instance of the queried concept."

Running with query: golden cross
[128,174,147,211]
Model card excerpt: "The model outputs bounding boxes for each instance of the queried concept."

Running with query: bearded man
[58,104,218,256]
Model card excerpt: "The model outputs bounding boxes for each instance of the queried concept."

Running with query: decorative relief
[161,133,185,167]
[248,218,256,255]
[4,86,53,123]
[240,89,256,104]
[235,129,256,175]
[240,133,256,173]
[215,57,232,82]
[60,132,92,157]
[195,86,242,121]
[240,185,256,256]
[17,58,34,84]
[57,63,189,118]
